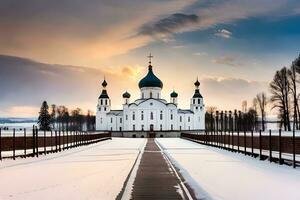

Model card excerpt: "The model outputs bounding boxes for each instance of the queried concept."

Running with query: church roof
[122,91,131,98]
[107,110,123,116]
[99,89,109,99]
[138,65,163,89]
[193,89,203,98]
[170,90,178,98]
[178,109,194,114]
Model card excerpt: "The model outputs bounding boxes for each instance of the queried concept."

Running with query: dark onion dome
[102,79,108,87]
[99,89,109,99]
[170,90,178,98]
[138,65,163,89]
[122,91,131,98]
[193,89,203,98]
[194,79,200,87]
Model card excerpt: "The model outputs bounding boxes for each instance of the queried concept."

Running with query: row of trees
[205,54,300,132]
[38,101,95,131]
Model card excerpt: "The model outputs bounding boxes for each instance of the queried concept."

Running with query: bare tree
[256,93,267,131]
[241,100,247,113]
[270,67,291,131]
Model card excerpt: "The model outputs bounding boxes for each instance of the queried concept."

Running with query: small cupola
[122,91,131,104]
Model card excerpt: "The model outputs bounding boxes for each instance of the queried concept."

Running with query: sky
[0,0,300,117]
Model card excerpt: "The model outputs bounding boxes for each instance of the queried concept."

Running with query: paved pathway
[130,139,189,200]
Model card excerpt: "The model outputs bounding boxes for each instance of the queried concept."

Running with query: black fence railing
[181,130,300,168]
[0,127,111,160]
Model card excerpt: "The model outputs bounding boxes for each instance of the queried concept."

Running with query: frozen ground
[156,138,300,200]
[0,138,146,200]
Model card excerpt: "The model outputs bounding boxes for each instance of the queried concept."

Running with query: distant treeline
[206,54,300,131]
[38,101,95,131]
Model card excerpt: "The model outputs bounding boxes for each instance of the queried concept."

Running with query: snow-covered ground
[0,138,146,200]
[156,138,300,200]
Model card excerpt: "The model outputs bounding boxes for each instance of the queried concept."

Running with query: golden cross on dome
[148,53,153,64]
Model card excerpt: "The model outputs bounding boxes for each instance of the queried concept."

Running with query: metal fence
[0,126,111,160]
[181,129,300,168]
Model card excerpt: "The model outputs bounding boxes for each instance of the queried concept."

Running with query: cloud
[138,13,199,38]
[193,52,207,56]
[215,29,232,38]
[201,77,268,110]
[212,55,242,67]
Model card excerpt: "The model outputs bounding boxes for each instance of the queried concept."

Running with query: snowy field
[0,138,146,200]
[156,138,300,200]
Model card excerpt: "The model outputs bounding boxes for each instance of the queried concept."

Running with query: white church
[96,55,205,137]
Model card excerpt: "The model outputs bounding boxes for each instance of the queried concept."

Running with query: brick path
[130,139,189,200]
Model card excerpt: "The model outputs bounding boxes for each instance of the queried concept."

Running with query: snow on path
[156,138,300,200]
[0,138,146,200]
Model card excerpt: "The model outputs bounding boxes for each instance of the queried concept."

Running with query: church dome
[102,79,107,87]
[138,65,163,89]
[170,91,178,98]
[194,79,200,87]
[122,91,131,98]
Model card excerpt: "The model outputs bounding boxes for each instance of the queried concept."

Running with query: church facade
[96,58,205,135]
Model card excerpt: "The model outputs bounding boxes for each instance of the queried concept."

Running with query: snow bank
[156,138,300,200]
[0,138,146,200]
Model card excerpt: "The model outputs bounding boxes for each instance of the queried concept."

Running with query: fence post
[244,130,246,155]
[36,127,39,157]
[66,130,69,149]
[32,126,35,157]
[269,129,272,162]
[50,130,53,152]
[0,128,2,161]
[55,130,58,152]
[259,130,262,160]
[251,130,254,157]
[62,130,65,150]
[24,128,27,157]
[44,130,46,154]
[13,128,16,160]
[59,130,61,152]
[293,128,296,168]
[237,130,240,153]
[279,129,282,165]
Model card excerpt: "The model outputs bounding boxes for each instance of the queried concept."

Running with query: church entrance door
[150,124,154,132]
[149,124,155,138]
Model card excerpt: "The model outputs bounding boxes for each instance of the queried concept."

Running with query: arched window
[150,91,153,98]
[193,99,195,104]
[111,118,113,123]
[171,124,173,130]
[133,125,135,131]
[180,126,182,130]
[170,114,173,120]
[180,116,182,122]
[150,112,154,120]
[188,116,190,122]
[141,111,144,120]
[100,99,103,105]
[160,124,162,130]
[142,93,144,99]
[160,111,163,120]
[198,99,200,104]
[105,99,108,105]
[133,112,135,120]
[126,115,128,120]
[141,125,144,131]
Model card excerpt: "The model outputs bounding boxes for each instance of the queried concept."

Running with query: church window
[133,112,135,120]
[171,124,173,130]
[100,99,103,105]
[104,107,106,111]
[133,125,135,131]
[100,118,102,124]
[180,116,182,122]
[119,127,122,131]
[193,99,195,104]
[180,126,182,130]
[188,126,190,130]
[198,99,200,104]
[111,127,113,131]
[196,107,198,110]
[111,118,113,123]
[150,112,154,120]
[160,124,162,130]
[160,111,163,120]
[141,111,144,120]
[99,107,101,111]
[170,114,173,120]
[150,91,153,98]
[126,115,128,120]
[141,125,144,131]
[120,118,122,123]
[105,99,108,105]
[188,116,190,122]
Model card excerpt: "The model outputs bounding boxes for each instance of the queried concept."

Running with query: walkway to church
[129,139,192,200]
